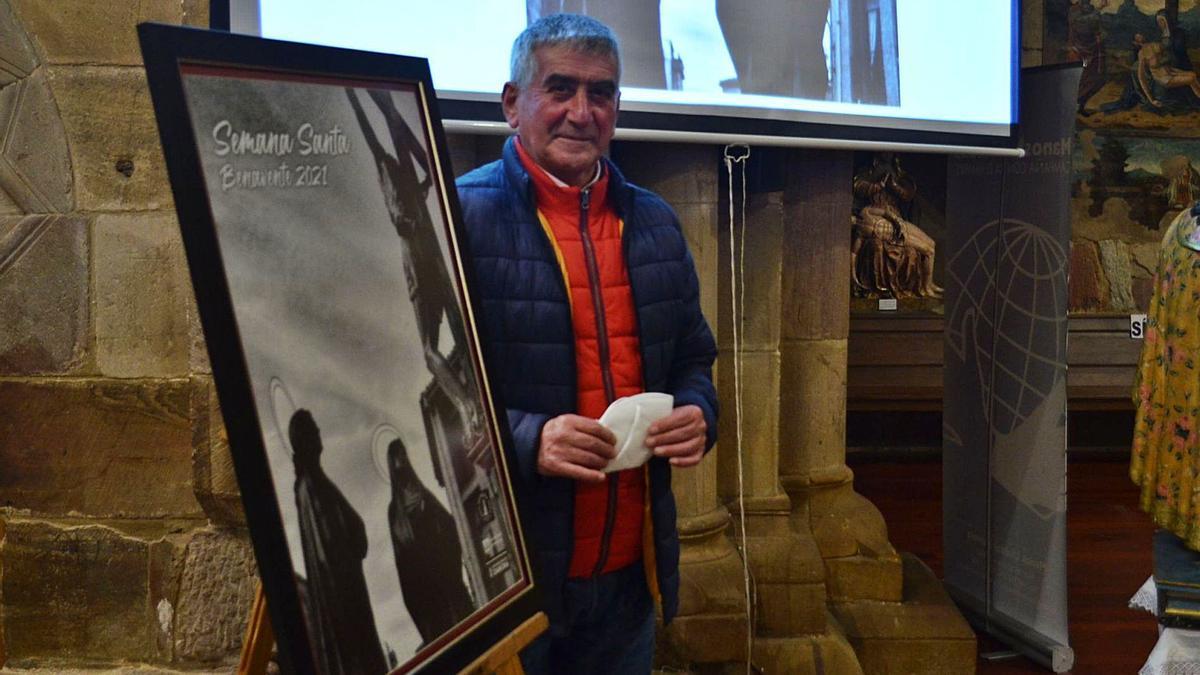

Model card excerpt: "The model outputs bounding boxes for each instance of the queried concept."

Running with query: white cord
[724,143,753,673]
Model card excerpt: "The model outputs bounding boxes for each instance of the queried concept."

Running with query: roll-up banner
[943,65,1081,673]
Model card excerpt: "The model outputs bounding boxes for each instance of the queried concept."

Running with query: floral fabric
[1132,209,1200,550]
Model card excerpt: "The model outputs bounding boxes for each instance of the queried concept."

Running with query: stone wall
[0,1,255,669]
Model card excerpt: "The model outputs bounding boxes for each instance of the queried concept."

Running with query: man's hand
[645,405,707,468]
[538,414,616,483]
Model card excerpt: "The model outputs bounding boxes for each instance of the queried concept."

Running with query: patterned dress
[1131,208,1200,550]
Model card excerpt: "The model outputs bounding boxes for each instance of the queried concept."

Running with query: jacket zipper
[578,187,621,578]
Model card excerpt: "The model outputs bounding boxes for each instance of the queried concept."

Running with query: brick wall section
[0,0,254,669]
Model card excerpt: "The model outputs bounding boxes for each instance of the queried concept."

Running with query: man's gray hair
[510,13,621,88]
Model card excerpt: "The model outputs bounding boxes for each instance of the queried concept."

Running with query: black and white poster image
[179,68,522,673]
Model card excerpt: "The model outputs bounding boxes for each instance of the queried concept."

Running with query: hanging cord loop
[722,143,754,673]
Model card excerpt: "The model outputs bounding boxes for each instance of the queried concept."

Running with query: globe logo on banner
[945,218,1069,435]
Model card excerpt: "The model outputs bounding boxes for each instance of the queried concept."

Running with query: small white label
[878,298,898,311]
[1131,314,1148,339]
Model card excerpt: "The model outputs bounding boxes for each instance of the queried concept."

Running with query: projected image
[243,0,1016,142]
[530,0,900,105]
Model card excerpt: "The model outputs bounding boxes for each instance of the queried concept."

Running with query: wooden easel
[237,585,547,675]
[236,586,275,675]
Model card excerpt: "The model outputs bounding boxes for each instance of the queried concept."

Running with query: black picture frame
[138,23,540,675]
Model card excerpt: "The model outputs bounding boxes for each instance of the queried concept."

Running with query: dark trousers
[520,563,656,675]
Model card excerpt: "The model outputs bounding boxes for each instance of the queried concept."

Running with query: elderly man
[456,13,718,674]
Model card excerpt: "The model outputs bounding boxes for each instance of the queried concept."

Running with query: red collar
[515,139,609,219]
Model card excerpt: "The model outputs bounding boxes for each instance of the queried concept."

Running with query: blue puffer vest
[456,138,718,633]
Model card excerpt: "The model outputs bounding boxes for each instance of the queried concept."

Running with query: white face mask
[599,393,675,473]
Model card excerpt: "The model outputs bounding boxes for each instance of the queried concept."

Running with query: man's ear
[501,82,521,130]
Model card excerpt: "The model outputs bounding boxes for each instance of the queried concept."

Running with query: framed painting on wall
[138,23,539,675]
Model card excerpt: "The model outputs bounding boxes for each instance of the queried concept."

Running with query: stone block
[181,0,210,27]
[191,377,245,527]
[1099,238,1135,312]
[752,619,863,675]
[445,132,482,178]
[756,577,827,639]
[0,379,203,519]
[664,548,750,671]
[716,350,780,499]
[49,66,172,212]
[0,1,38,85]
[94,212,191,377]
[717,192,781,348]
[10,0,182,66]
[824,553,903,602]
[0,67,74,213]
[783,150,853,208]
[0,517,190,665]
[673,201,719,324]
[444,133,505,177]
[779,339,847,477]
[782,152,853,342]
[0,187,20,215]
[615,142,719,206]
[731,511,826,636]
[673,456,721,521]
[172,529,257,664]
[803,480,895,561]
[831,554,976,675]
[0,215,88,374]
[444,132,506,178]
[674,534,747,618]
[1068,240,1105,312]
[187,283,212,374]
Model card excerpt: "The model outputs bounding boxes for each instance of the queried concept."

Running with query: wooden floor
[849,455,1160,675]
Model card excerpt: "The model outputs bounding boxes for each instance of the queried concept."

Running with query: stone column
[778,151,902,603]
[776,151,976,674]
[715,161,858,672]
[612,142,748,667]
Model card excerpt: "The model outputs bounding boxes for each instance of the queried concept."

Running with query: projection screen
[219,0,1020,154]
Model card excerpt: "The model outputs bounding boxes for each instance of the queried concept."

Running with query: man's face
[502,45,619,187]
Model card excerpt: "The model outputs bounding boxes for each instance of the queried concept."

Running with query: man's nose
[564,88,591,124]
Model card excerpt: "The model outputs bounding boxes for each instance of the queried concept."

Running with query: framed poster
[138,23,539,675]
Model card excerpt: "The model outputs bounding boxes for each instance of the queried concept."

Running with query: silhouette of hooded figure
[290,409,388,674]
[386,437,475,645]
